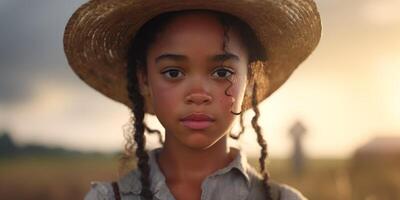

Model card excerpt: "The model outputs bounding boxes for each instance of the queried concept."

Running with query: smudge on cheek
[224,79,247,111]
[217,87,239,112]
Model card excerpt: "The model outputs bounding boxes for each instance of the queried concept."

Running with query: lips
[181,113,215,121]
[180,113,215,130]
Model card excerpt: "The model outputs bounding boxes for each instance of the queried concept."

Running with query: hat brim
[64,0,321,112]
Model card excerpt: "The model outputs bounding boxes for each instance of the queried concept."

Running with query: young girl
[64,0,321,199]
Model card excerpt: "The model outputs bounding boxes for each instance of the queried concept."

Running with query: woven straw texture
[64,0,322,112]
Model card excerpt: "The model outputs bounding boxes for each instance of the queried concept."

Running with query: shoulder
[84,170,142,200]
[270,182,308,200]
[245,167,307,200]
[84,181,114,200]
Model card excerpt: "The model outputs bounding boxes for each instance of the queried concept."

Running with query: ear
[241,74,252,111]
[137,70,149,96]
[244,78,252,98]
[243,61,271,110]
[136,70,155,114]
[243,78,254,110]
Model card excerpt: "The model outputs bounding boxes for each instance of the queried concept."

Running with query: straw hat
[64,0,322,113]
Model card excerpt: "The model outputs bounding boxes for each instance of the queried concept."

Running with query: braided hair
[123,10,272,200]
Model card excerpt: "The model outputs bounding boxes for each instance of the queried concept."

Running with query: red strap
[111,182,121,200]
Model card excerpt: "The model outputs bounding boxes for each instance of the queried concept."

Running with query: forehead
[157,11,225,41]
[147,11,248,60]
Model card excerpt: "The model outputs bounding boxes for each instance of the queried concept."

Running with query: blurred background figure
[289,121,307,176]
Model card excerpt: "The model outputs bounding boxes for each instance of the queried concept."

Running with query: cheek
[145,67,181,113]
[151,83,181,112]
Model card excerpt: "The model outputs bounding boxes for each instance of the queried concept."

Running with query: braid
[126,55,153,200]
[132,95,153,199]
[251,83,273,200]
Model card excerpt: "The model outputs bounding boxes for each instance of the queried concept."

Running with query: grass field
[0,155,399,200]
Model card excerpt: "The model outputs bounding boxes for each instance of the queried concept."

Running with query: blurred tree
[0,130,17,155]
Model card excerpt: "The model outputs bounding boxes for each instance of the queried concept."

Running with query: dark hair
[123,10,272,200]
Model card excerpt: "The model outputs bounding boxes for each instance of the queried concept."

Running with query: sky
[0,0,399,158]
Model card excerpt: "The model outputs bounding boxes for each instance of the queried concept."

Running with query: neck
[158,134,236,182]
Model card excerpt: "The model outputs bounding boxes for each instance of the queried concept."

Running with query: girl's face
[139,12,249,150]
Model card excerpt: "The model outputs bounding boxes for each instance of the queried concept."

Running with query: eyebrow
[154,52,240,63]
[155,54,187,63]
[211,53,240,62]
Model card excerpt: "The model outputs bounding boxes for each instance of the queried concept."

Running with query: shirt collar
[205,147,251,186]
[118,148,172,196]
[119,147,251,196]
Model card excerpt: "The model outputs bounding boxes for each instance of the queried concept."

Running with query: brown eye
[161,69,184,79]
[212,67,234,79]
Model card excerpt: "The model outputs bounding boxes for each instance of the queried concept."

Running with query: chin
[180,134,223,150]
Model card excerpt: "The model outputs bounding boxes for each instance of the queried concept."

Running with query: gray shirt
[85,148,307,200]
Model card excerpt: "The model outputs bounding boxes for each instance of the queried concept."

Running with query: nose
[185,93,212,105]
